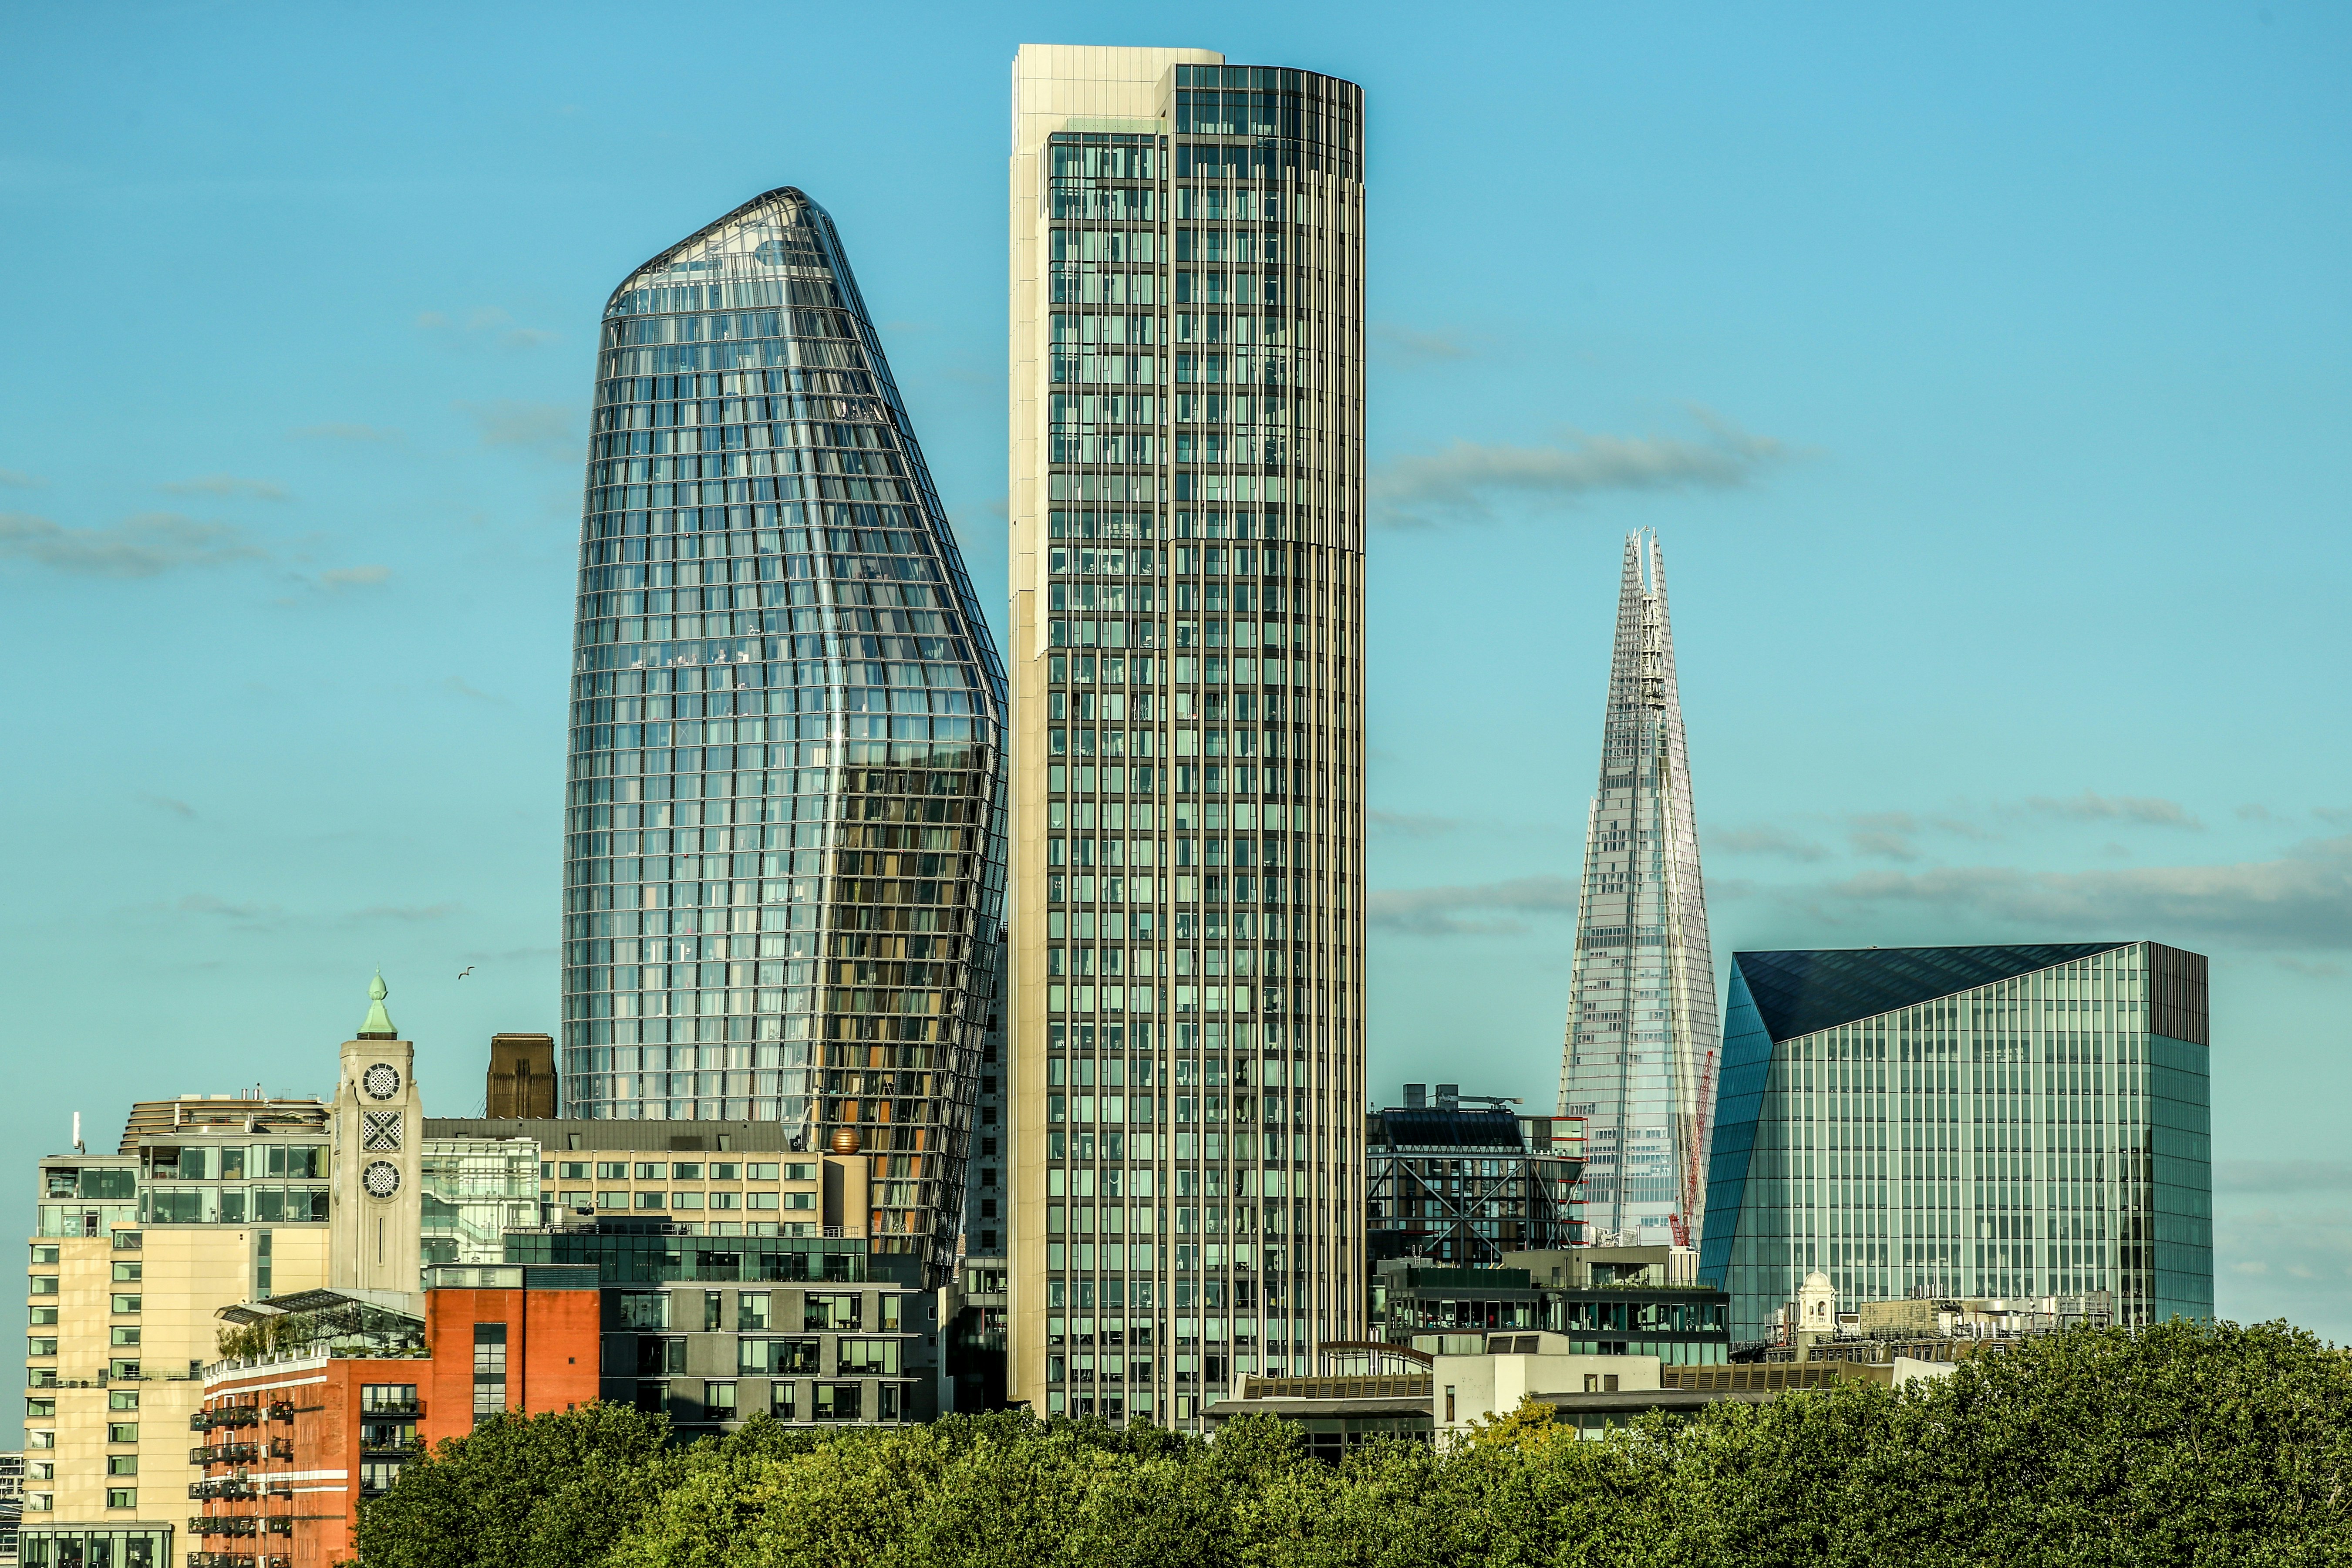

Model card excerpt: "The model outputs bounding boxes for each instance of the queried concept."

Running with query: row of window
[547,1160,807,1181]
[643,1379,917,1422]
[556,1190,810,1212]
[615,1289,908,1331]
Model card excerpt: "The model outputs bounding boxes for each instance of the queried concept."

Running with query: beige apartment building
[1008,44,1368,1426]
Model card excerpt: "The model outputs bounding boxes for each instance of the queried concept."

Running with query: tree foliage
[357,1319,2352,1567]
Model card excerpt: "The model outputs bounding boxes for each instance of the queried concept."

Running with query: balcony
[189,1441,259,1466]
[191,1406,261,1431]
[188,1516,260,1538]
[190,1478,258,1502]
[358,1399,424,1420]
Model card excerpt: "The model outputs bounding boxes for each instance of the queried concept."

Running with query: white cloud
[2023,791,2202,830]
[0,467,45,488]
[1801,834,2352,949]
[1371,408,1789,528]
[1368,809,1462,839]
[318,565,391,590]
[462,400,580,462]
[1711,825,1832,862]
[1368,875,1581,935]
[1369,322,1477,364]
[0,511,266,578]
[160,474,291,501]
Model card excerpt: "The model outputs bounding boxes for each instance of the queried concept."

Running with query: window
[671,1191,705,1210]
[748,1193,780,1211]
[704,1380,737,1414]
[106,1456,137,1476]
[30,1244,58,1264]
[116,1261,145,1282]
[805,1295,860,1330]
[702,1292,723,1331]
[596,1162,629,1180]
[29,1275,56,1295]
[559,1190,591,1209]
[109,1327,139,1346]
[596,1191,629,1210]
[107,1423,137,1443]
[879,1295,904,1331]
[781,1191,814,1210]
[635,1192,667,1211]
[673,1163,702,1180]
[711,1163,741,1180]
[709,1191,741,1210]
[362,1384,418,1413]
[770,1381,796,1420]
[26,1399,55,1419]
[738,1339,820,1375]
[838,1340,900,1376]
[108,1390,138,1412]
[748,1163,780,1180]
[738,1293,770,1330]
[361,1458,405,1494]
[813,1383,861,1421]
[878,1382,915,1420]
[634,1382,670,1415]
[111,1295,140,1315]
[636,1163,667,1180]
[783,1163,815,1180]
[106,1488,137,1509]
[26,1339,54,1358]
[636,1337,685,1376]
[559,1162,591,1180]
[618,1294,670,1329]
[473,1324,509,1421]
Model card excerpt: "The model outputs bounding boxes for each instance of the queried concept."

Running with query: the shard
[558,187,1009,1282]
[1556,531,1718,1246]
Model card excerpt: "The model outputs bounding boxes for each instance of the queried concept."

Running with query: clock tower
[328,971,426,1294]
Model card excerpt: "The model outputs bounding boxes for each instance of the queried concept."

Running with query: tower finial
[358,969,398,1039]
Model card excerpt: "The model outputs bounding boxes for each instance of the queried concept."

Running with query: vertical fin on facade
[1557,530,1718,1244]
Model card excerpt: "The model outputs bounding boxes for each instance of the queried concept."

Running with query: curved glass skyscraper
[560,187,1008,1279]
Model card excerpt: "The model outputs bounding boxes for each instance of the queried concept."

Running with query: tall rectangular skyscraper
[1558,532,1719,1246]
[559,188,1009,1285]
[1008,44,1367,1426]
[1699,942,2213,1345]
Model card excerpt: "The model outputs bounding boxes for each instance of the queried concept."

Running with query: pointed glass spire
[1557,530,1719,1244]
[358,970,398,1039]
[558,187,1008,1285]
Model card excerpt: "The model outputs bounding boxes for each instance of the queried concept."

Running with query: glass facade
[1557,533,1718,1244]
[419,1137,541,1268]
[1010,47,1366,1428]
[560,187,1009,1284]
[1698,941,2214,1346]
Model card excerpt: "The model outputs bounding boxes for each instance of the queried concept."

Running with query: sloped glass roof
[1731,942,2130,1042]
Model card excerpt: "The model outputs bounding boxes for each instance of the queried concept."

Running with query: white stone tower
[327,971,425,1294]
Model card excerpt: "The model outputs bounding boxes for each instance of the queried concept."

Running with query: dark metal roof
[1371,1108,1526,1151]
[1732,943,2130,1042]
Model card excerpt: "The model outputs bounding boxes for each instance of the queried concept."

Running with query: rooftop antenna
[72,1112,85,1155]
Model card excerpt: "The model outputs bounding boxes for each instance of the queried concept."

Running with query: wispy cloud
[1800,834,2352,950]
[462,400,580,462]
[138,793,196,819]
[1368,875,1580,935]
[443,675,509,706]
[1368,809,1461,839]
[1371,408,1790,528]
[1712,824,1832,862]
[176,893,283,921]
[161,474,291,501]
[0,511,266,578]
[0,468,45,489]
[346,903,462,923]
[2023,791,2202,830]
[289,422,400,443]
[2215,1161,2352,1195]
[421,307,559,351]
[318,565,391,589]
[1369,323,1478,365]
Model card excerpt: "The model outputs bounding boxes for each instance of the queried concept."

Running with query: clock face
[362,1161,401,1199]
[363,1064,401,1101]
[362,1110,402,1152]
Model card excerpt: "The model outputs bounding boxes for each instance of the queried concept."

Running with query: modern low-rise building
[1364,1089,1584,1264]
[1369,1251,1730,1366]
[1698,941,2214,1347]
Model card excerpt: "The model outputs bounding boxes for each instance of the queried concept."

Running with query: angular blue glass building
[559,188,1008,1281]
[1698,941,2211,1346]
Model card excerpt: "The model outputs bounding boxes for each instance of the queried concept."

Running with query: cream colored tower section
[328,977,426,1291]
[1009,44,1368,1426]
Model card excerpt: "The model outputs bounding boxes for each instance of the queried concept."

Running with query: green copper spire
[358,970,397,1039]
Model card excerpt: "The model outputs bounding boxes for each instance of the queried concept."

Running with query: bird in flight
[457,966,475,980]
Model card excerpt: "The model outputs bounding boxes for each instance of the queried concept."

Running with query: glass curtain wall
[1010,49,1367,1429]
[561,187,1009,1283]
[1699,941,2213,1345]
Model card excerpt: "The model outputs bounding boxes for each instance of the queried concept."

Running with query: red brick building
[189,1268,600,1568]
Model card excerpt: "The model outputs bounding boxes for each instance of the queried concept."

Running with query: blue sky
[2,0,2346,1352]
